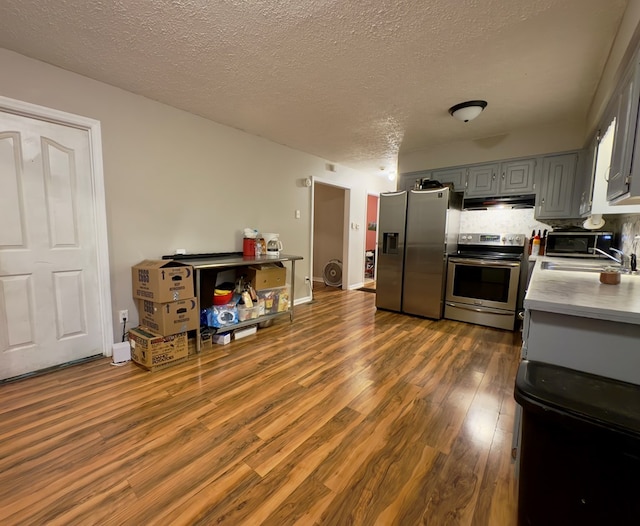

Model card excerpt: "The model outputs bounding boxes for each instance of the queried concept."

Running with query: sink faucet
[593,247,623,265]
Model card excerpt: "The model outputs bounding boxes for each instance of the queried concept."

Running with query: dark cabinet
[536,153,578,219]
[465,163,500,197]
[431,167,467,192]
[397,171,427,192]
[607,60,640,201]
[500,159,537,195]
[466,160,536,197]
[399,167,467,193]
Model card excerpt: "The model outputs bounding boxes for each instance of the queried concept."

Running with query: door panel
[376,192,407,312]
[501,159,536,195]
[402,189,447,319]
[0,111,103,379]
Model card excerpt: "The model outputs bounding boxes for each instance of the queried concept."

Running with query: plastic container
[257,286,290,314]
[243,237,256,257]
[237,304,260,321]
[515,360,640,526]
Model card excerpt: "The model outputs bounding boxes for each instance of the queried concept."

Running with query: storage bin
[237,304,260,321]
[257,286,290,314]
[515,360,640,526]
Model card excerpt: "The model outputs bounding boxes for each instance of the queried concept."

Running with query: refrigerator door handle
[445,301,514,315]
[448,257,520,268]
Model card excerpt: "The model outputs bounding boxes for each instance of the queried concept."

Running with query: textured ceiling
[0,0,629,175]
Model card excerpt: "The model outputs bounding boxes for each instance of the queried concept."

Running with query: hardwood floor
[0,287,521,525]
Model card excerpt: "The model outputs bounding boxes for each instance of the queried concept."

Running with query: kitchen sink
[540,261,615,273]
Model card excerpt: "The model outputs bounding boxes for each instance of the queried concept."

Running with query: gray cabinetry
[579,133,599,216]
[500,159,536,195]
[466,160,535,197]
[536,153,578,219]
[431,167,467,192]
[399,167,467,193]
[607,59,640,202]
[397,171,427,192]
[465,163,500,197]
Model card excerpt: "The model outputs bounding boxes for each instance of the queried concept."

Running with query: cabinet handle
[492,173,496,180]
[502,172,505,180]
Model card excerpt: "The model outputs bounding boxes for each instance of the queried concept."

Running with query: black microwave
[545,231,615,258]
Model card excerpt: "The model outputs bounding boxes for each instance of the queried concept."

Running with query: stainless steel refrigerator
[376,186,461,319]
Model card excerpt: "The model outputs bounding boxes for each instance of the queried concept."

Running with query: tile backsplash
[459,209,640,260]
[459,209,551,237]
[619,214,640,258]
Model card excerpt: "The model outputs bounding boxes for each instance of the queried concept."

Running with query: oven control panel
[458,233,525,246]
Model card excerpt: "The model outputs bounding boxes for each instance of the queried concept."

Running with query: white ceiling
[0,0,629,175]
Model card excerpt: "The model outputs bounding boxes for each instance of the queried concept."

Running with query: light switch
[295,209,301,219]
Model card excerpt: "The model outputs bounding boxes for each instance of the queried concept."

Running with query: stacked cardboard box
[130,260,196,370]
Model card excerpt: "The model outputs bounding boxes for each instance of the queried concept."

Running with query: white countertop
[525,256,640,324]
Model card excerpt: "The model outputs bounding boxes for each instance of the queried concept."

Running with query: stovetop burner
[455,233,526,261]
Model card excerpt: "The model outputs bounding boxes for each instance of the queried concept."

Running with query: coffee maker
[262,233,283,257]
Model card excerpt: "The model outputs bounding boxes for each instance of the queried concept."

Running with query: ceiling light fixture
[448,100,488,122]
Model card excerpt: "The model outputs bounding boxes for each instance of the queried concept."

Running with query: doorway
[365,193,379,287]
[312,182,347,290]
[0,97,112,380]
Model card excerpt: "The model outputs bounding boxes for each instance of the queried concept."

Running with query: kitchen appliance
[463,194,536,210]
[444,233,525,330]
[376,186,461,318]
[262,233,283,257]
[545,230,614,258]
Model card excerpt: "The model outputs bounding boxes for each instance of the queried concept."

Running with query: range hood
[463,194,536,210]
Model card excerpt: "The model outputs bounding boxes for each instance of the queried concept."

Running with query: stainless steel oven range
[444,233,525,331]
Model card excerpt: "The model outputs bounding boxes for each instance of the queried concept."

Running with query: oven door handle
[449,257,520,268]
[445,302,514,315]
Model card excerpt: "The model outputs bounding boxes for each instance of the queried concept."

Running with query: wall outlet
[118,309,128,322]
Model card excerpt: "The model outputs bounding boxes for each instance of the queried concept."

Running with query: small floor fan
[323,259,343,287]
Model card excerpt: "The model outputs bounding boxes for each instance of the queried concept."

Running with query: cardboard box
[212,332,231,345]
[129,326,188,370]
[188,330,213,354]
[233,325,257,340]
[245,264,286,290]
[137,298,199,335]
[132,260,194,303]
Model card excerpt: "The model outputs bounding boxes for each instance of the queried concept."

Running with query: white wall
[398,121,584,174]
[0,49,394,341]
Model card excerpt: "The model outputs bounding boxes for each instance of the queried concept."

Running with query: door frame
[365,191,380,282]
[310,177,351,290]
[0,95,114,355]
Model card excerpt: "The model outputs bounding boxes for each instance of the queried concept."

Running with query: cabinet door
[500,159,536,195]
[465,163,499,197]
[579,134,599,216]
[607,61,640,201]
[431,167,467,192]
[536,153,578,219]
[398,171,429,192]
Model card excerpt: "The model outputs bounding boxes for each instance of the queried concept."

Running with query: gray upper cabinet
[466,160,535,197]
[431,167,467,192]
[500,159,537,195]
[607,57,640,201]
[398,171,427,192]
[465,163,500,197]
[536,153,578,219]
[579,133,599,216]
